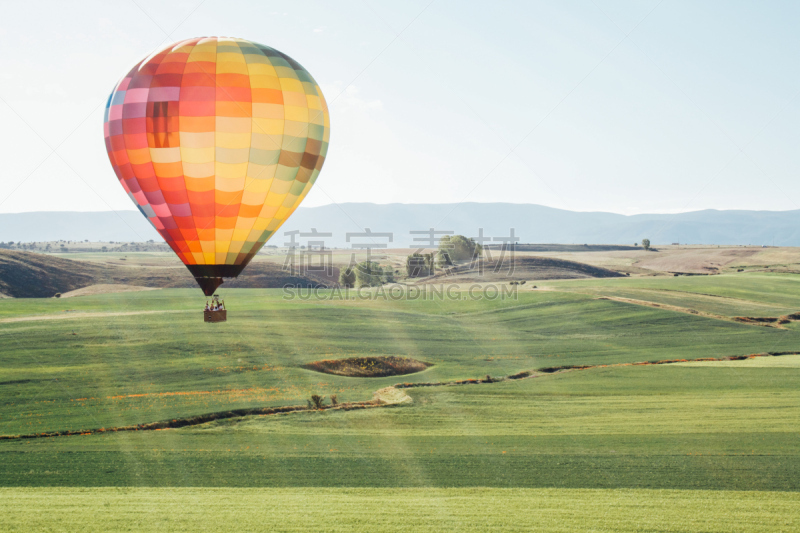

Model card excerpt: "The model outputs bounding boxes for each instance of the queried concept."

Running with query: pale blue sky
[1,0,799,215]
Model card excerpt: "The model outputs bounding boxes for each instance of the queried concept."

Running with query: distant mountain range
[2,203,799,246]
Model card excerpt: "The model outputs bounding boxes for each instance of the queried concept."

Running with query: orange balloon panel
[103,37,330,294]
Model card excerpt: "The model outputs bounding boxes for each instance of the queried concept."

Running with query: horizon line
[2,203,799,217]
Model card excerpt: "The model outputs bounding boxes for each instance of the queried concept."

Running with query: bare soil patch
[674,354,800,368]
[486,244,637,252]
[372,386,413,404]
[634,247,763,274]
[303,356,432,378]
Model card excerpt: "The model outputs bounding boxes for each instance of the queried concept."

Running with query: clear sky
[1,0,799,215]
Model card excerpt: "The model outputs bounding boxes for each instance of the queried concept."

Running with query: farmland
[2,488,798,532]
[1,269,799,530]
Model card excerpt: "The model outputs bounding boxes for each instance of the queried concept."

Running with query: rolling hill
[420,255,625,284]
[0,250,321,298]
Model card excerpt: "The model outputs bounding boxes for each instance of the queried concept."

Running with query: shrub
[54,293,61,298]
[354,261,385,288]
[436,250,453,267]
[330,394,338,406]
[311,394,325,409]
[406,253,433,277]
[342,261,396,287]
[338,267,355,288]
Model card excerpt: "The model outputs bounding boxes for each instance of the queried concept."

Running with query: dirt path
[602,287,783,309]
[394,351,800,389]
[0,386,413,441]
[60,284,159,298]
[0,310,188,324]
[594,296,786,328]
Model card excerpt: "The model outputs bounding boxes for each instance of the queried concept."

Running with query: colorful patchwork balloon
[103,37,330,295]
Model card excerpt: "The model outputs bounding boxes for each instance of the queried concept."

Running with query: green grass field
[2,272,799,530]
[2,488,797,532]
[544,272,800,316]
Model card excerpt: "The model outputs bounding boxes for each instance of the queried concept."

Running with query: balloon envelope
[103,37,330,295]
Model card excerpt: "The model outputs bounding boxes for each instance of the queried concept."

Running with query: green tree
[354,261,385,288]
[338,267,355,288]
[383,266,395,284]
[642,239,651,251]
[406,253,433,277]
[439,235,482,262]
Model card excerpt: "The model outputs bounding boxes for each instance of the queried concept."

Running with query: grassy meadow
[2,488,797,532]
[543,272,800,316]
[1,271,799,530]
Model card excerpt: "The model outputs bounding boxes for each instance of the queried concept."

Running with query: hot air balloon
[103,37,330,297]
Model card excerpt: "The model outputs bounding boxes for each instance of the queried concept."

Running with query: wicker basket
[204,310,227,323]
